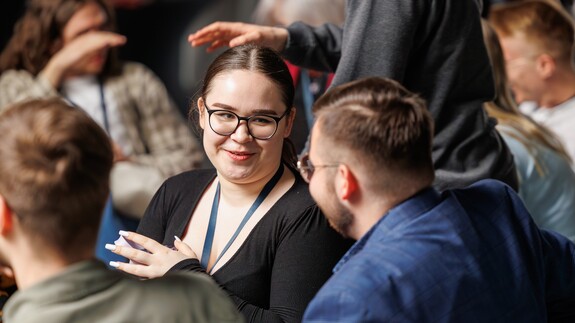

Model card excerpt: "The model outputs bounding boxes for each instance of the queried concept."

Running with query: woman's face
[199,70,294,184]
[60,1,109,76]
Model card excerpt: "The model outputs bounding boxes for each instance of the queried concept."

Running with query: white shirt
[520,98,575,168]
[61,76,134,156]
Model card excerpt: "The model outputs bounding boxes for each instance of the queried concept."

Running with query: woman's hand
[106,231,198,279]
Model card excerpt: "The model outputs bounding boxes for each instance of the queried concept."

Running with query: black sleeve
[236,206,351,323]
[282,22,343,73]
[136,182,168,241]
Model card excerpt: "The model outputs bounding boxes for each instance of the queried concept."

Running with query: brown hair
[194,44,297,168]
[0,0,120,76]
[482,19,572,173]
[0,98,113,260]
[313,77,435,192]
[489,0,575,64]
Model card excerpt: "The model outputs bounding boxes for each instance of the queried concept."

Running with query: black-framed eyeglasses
[205,103,290,140]
[297,153,339,183]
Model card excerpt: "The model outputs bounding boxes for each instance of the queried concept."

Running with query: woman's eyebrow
[210,102,236,110]
[252,109,279,115]
[210,103,279,116]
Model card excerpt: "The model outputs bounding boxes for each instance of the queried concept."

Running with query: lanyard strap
[64,78,110,134]
[98,78,110,133]
[201,165,285,272]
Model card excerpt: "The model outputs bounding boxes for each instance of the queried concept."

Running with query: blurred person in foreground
[0,98,242,323]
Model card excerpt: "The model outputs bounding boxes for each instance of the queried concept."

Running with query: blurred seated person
[482,20,575,242]
[106,45,352,323]
[0,98,242,323]
[490,0,575,164]
[0,0,203,220]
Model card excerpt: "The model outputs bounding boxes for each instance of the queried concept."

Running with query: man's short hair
[489,0,575,64]
[0,98,113,258]
[313,77,435,192]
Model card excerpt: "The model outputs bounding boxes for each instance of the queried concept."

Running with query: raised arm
[188,22,289,53]
[40,31,125,88]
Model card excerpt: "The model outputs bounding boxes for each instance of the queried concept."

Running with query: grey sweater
[283,0,516,191]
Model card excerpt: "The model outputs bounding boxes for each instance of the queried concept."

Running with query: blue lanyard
[201,165,285,273]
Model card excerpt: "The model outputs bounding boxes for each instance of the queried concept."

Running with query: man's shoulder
[446,179,516,209]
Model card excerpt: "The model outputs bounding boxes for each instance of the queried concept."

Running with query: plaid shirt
[0,62,204,217]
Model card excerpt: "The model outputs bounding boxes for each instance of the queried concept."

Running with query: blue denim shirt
[303,180,575,322]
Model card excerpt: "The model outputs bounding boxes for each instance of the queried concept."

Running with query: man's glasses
[205,103,290,140]
[297,153,339,183]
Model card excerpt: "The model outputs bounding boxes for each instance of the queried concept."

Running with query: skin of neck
[217,163,286,206]
[7,231,93,290]
[346,179,429,240]
[539,66,575,108]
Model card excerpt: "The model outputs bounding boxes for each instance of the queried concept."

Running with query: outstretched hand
[106,231,198,279]
[188,22,289,53]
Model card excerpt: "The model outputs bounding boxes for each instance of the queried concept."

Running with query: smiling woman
[108,45,352,323]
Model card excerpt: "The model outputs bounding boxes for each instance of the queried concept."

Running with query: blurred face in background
[499,34,547,104]
[60,1,110,76]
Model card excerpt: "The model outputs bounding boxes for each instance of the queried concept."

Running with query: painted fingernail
[174,236,181,242]
[119,230,129,237]
[109,261,119,268]
[105,244,116,251]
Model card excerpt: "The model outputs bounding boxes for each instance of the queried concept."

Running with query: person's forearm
[39,58,67,89]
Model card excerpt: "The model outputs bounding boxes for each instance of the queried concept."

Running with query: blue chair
[95,198,139,266]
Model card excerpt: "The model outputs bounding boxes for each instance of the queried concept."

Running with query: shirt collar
[333,187,441,273]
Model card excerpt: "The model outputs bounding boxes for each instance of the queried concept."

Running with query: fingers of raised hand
[66,31,126,53]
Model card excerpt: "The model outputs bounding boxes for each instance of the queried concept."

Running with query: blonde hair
[482,19,572,176]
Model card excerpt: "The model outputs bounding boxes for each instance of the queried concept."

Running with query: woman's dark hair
[0,0,120,76]
[195,44,297,168]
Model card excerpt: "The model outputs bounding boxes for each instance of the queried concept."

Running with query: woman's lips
[225,150,255,161]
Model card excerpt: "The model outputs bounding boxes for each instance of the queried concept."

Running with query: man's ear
[0,195,13,236]
[536,53,556,79]
[197,97,206,130]
[335,164,358,202]
[283,107,296,138]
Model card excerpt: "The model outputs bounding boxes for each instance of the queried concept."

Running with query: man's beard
[321,183,354,238]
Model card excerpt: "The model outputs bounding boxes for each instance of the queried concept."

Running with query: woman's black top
[137,168,353,323]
